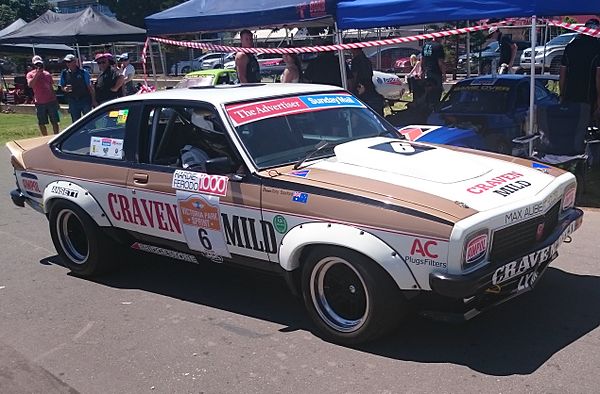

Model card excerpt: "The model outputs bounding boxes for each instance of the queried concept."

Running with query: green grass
[0,113,72,144]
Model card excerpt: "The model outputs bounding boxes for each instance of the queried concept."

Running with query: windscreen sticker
[177,191,231,259]
[108,111,119,118]
[454,85,510,92]
[90,137,124,159]
[225,93,365,126]
[172,169,228,197]
[116,109,129,124]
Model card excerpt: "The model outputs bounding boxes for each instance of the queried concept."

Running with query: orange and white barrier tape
[546,20,600,38]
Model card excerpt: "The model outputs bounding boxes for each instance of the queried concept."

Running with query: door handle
[133,173,149,184]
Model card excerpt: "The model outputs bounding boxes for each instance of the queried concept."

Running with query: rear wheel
[301,246,406,345]
[49,200,117,277]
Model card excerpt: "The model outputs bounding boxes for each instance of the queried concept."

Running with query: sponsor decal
[177,192,231,258]
[492,180,531,197]
[504,202,544,224]
[291,191,309,204]
[273,215,288,234]
[491,221,577,285]
[405,239,447,269]
[288,169,310,178]
[225,93,364,126]
[454,85,510,92]
[108,111,119,118]
[50,185,78,198]
[131,242,198,264]
[465,233,488,264]
[535,223,545,242]
[172,169,228,197]
[116,109,129,125]
[532,162,550,173]
[22,178,41,193]
[222,214,278,254]
[466,171,525,194]
[561,187,576,211]
[108,192,182,234]
[90,136,124,160]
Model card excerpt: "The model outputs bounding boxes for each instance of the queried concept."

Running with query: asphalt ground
[0,149,599,394]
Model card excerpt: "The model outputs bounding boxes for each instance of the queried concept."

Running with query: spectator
[405,54,422,95]
[487,26,517,74]
[350,47,374,94]
[94,53,124,104]
[235,30,261,83]
[420,38,446,106]
[356,77,385,116]
[281,52,302,83]
[117,53,137,96]
[59,54,95,122]
[26,55,59,136]
[559,18,600,121]
[304,39,351,88]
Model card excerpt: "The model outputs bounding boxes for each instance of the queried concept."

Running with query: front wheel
[49,200,117,277]
[301,246,406,345]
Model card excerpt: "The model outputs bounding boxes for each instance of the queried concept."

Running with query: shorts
[36,101,60,125]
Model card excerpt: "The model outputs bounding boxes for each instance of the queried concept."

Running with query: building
[49,0,115,18]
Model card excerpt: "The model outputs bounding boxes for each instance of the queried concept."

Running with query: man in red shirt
[26,55,60,136]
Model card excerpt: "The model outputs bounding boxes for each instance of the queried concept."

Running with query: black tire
[301,246,407,345]
[180,66,191,74]
[49,200,117,277]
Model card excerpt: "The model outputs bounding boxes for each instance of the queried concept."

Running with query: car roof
[113,83,343,107]
[183,69,237,77]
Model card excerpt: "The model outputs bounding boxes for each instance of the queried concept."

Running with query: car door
[123,102,272,264]
[53,102,140,212]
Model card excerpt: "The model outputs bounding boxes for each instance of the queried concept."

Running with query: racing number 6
[198,229,213,250]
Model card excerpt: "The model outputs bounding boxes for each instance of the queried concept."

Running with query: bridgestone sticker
[172,169,228,197]
[131,242,198,263]
[176,191,231,258]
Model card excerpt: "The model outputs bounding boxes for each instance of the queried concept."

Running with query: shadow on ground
[577,168,600,208]
[40,253,600,377]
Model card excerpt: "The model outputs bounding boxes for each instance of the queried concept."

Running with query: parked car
[82,60,100,75]
[201,53,235,70]
[365,46,420,72]
[458,40,530,74]
[520,33,577,74]
[425,74,559,154]
[174,69,238,88]
[7,83,582,345]
[223,53,286,76]
[0,58,16,74]
[170,52,230,75]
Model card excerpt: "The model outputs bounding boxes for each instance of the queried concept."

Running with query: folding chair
[512,102,600,192]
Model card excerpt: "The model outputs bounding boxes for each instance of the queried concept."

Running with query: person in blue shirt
[59,54,96,122]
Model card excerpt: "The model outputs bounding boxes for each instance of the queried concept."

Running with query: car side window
[60,106,129,160]
[143,105,236,170]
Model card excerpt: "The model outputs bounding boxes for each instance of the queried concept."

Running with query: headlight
[561,184,577,211]
[463,230,489,269]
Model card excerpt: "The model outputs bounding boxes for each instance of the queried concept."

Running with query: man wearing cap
[59,54,96,122]
[560,18,600,121]
[117,53,137,96]
[26,55,60,136]
[94,53,124,104]
[487,26,517,74]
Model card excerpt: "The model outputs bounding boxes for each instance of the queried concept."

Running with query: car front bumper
[427,208,583,319]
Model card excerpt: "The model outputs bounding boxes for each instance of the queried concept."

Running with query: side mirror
[205,156,236,175]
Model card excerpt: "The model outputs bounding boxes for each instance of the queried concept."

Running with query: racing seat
[513,102,600,191]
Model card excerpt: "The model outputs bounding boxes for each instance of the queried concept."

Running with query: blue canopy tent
[336,0,599,29]
[145,0,337,35]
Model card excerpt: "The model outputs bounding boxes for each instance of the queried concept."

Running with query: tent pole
[148,41,159,87]
[466,21,471,78]
[157,42,167,82]
[528,15,537,147]
[32,43,36,56]
[334,22,348,90]
[76,43,83,68]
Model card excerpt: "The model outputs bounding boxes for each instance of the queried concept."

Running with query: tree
[0,0,51,29]
[99,0,186,28]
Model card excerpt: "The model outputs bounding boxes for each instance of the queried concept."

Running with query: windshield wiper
[293,140,335,170]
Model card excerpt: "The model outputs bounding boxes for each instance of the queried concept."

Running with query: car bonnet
[281,137,557,214]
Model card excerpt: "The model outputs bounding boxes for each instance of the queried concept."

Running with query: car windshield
[174,75,215,88]
[438,83,510,114]
[547,34,576,46]
[482,41,499,52]
[225,93,398,169]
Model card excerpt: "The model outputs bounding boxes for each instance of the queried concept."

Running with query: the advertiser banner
[225,93,365,126]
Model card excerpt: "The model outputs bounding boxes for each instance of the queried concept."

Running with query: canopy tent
[0,19,73,53]
[336,0,600,30]
[145,0,336,35]
[0,7,146,45]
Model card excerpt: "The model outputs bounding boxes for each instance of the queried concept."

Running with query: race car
[426,74,560,154]
[7,83,582,345]
[372,70,406,101]
[173,69,238,88]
